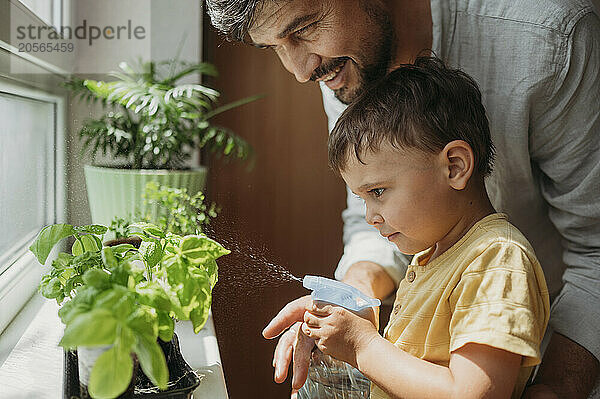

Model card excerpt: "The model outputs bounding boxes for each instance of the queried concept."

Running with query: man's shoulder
[453,0,595,36]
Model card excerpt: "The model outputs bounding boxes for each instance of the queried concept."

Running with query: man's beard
[334,3,395,104]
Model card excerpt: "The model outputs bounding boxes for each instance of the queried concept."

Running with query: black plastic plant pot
[65,334,202,399]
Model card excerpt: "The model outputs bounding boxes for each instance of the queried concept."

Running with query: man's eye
[255,44,274,50]
[293,22,317,38]
[369,188,384,198]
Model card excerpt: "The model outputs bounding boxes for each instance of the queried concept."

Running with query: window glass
[0,93,55,273]
[18,0,58,27]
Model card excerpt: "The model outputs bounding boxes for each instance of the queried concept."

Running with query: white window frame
[0,79,66,334]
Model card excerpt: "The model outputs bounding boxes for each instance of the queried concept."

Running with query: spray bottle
[299,275,377,398]
[302,275,381,312]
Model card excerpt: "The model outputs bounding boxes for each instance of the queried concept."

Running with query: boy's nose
[365,209,384,226]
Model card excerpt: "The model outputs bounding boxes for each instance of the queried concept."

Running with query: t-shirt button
[407,270,416,283]
[393,304,402,314]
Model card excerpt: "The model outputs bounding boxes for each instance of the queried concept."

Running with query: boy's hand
[301,302,379,368]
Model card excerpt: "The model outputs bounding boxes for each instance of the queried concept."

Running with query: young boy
[301,57,550,399]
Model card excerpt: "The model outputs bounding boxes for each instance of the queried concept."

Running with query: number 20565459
[18,42,74,53]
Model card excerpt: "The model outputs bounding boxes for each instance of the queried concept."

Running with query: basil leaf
[29,224,75,264]
[204,258,219,288]
[134,333,168,390]
[180,235,230,263]
[127,307,158,340]
[190,301,211,333]
[72,234,101,256]
[157,312,174,342]
[52,252,74,270]
[139,239,163,268]
[101,247,118,269]
[59,308,117,349]
[129,222,166,238]
[136,283,172,312]
[41,277,63,299]
[75,224,108,235]
[82,269,110,290]
[108,243,136,255]
[88,345,133,399]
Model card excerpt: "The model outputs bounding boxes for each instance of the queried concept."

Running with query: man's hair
[328,56,495,177]
[205,0,266,41]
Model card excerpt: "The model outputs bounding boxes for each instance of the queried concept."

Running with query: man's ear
[441,140,475,190]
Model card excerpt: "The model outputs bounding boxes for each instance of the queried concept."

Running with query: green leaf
[157,312,174,342]
[72,234,101,256]
[134,334,168,390]
[190,302,210,333]
[204,259,219,288]
[180,235,230,263]
[101,247,118,269]
[83,269,111,289]
[29,224,75,264]
[88,345,133,399]
[129,222,166,238]
[203,93,264,120]
[95,287,136,321]
[41,277,63,299]
[108,243,136,255]
[52,252,74,270]
[136,282,172,312]
[139,239,163,268]
[59,309,117,349]
[127,307,158,340]
[75,225,108,235]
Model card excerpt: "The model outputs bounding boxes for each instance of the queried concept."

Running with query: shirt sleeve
[449,241,550,367]
[320,85,409,286]
[529,11,600,361]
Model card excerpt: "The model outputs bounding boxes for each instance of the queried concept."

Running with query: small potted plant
[30,218,229,399]
[66,59,260,227]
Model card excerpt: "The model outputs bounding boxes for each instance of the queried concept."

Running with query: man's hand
[263,295,315,392]
[524,332,599,399]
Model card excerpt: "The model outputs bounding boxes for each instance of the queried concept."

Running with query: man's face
[248,0,395,104]
[341,143,460,255]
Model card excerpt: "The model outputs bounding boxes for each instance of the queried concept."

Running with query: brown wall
[203,23,347,398]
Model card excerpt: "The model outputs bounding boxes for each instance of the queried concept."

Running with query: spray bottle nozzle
[302,275,381,312]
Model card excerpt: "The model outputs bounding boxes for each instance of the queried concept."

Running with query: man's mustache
[310,57,350,81]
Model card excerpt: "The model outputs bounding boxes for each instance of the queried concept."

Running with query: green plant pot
[84,165,208,228]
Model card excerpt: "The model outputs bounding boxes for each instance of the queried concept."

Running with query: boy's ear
[441,140,475,190]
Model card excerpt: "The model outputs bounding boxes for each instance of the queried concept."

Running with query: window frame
[0,78,66,334]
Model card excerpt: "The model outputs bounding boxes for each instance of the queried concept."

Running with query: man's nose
[281,47,320,83]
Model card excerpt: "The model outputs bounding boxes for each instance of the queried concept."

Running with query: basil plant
[30,222,229,399]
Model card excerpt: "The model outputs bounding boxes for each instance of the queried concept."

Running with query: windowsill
[0,296,228,398]
[0,292,45,367]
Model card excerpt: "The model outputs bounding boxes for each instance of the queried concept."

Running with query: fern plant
[66,60,260,169]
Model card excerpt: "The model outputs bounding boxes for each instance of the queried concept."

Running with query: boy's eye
[369,188,384,198]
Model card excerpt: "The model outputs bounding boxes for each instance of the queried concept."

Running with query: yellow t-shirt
[371,213,550,399]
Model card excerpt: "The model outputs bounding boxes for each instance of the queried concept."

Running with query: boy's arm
[356,337,521,399]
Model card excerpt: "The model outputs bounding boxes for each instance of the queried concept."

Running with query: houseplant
[66,59,259,227]
[29,220,229,398]
[109,181,219,240]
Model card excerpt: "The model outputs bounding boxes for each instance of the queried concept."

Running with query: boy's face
[341,143,461,255]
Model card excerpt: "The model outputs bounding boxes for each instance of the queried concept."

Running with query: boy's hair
[328,56,495,177]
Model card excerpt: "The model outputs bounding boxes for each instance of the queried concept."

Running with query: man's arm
[341,261,396,300]
[527,333,600,399]
[526,11,600,398]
